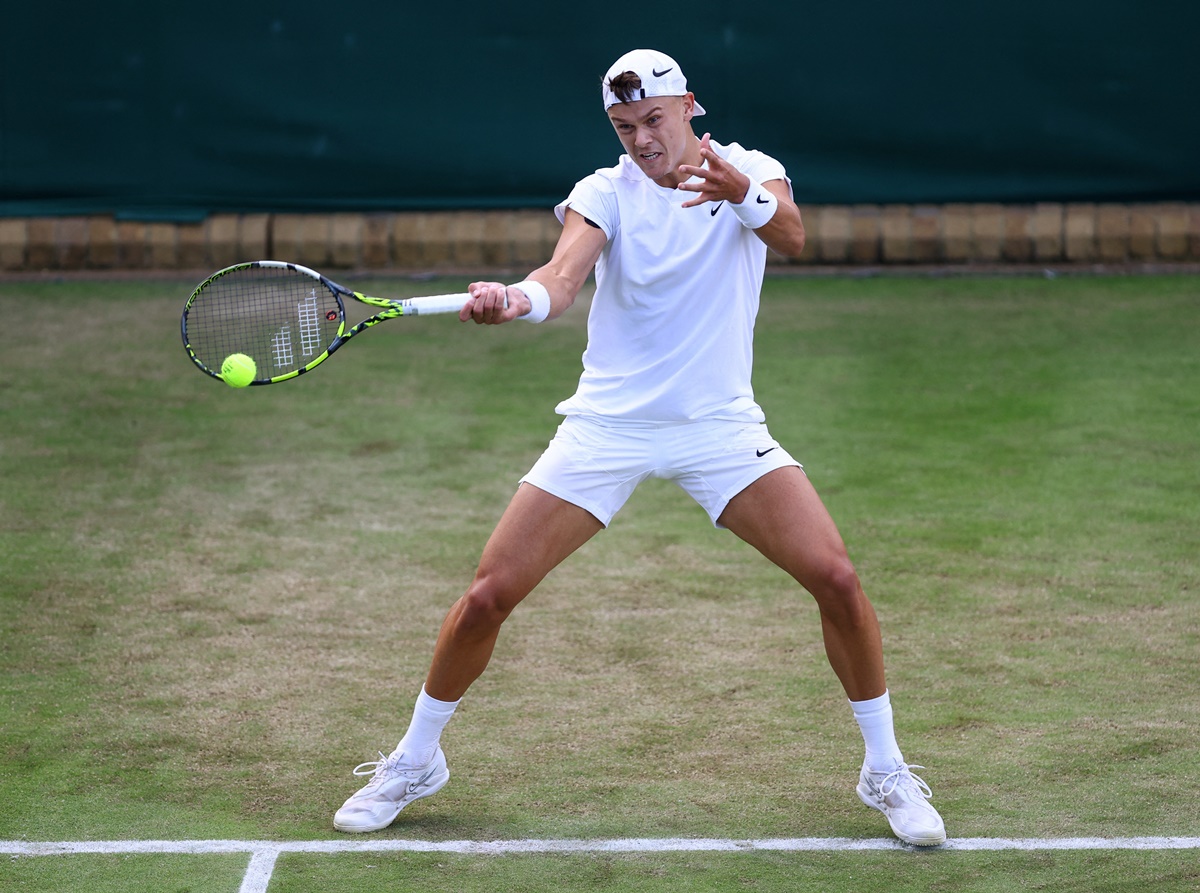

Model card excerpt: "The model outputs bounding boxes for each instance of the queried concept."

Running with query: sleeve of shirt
[554,172,618,239]
[727,145,793,200]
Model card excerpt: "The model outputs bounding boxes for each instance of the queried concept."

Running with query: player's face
[607,95,698,187]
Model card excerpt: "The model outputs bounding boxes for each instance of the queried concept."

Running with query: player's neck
[653,133,703,190]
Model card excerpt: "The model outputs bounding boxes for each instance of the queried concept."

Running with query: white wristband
[509,279,551,323]
[731,177,778,230]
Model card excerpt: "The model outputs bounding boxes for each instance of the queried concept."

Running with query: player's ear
[681,93,696,121]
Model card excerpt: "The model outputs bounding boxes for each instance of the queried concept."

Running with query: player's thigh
[717,466,854,587]
[475,482,604,604]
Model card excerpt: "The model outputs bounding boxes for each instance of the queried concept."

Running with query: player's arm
[462,209,607,325]
[750,179,806,259]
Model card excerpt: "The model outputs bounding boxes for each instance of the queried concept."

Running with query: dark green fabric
[3,1,1196,218]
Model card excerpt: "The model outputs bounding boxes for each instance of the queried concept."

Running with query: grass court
[1,271,1197,890]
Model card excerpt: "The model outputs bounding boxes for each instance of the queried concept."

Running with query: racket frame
[181,261,470,385]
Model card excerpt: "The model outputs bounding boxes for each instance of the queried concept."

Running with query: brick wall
[2,203,1198,273]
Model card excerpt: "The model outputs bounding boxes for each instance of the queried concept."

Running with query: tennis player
[334,48,946,846]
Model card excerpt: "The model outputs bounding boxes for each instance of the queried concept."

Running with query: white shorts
[520,416,801,528]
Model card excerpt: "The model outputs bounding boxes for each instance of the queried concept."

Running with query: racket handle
[400,293,472,315]
[400,292,509,315]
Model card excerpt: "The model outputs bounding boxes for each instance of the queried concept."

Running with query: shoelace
[875,764,933,800]
[351,751,397,783]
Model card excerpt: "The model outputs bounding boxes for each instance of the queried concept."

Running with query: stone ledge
[2,204,1197,273]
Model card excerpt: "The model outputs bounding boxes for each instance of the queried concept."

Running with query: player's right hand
[463,281,522,325]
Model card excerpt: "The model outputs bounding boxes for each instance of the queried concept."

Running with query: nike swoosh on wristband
[652,67,674,77]
[756,195,770,204]
[756,447,778,457]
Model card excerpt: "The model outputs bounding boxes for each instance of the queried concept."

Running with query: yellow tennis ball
[221,353,257,388]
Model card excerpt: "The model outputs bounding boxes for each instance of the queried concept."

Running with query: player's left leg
[717,466,883,698]
[717,466,946,846]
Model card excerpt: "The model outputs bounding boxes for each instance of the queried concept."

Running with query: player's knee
[455,573,522,634]
[807,558,869,624]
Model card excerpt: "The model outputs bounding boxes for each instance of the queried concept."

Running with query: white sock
[849,690,904,771]
[395,686,460,767]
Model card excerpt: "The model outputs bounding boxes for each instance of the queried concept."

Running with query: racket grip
[400,292,509,316]
[400,293,473,315]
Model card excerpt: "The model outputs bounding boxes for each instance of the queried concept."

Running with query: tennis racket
[181,261,481,385]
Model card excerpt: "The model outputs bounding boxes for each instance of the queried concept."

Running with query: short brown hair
[604,71,643,105]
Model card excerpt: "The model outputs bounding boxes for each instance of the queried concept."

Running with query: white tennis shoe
[333,746,449,833]
[856,762,946,846]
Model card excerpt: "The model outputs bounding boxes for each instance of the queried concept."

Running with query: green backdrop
[2,1,1197,219]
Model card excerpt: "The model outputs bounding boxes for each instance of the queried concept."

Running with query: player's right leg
[425,483,605,701]
[333,484,603,833]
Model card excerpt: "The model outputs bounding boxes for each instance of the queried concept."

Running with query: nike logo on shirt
[710,202,724,216]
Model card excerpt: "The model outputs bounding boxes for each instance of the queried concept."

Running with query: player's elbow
[768,225,806,259]
[765,202,806,258]
[782,227,806,258]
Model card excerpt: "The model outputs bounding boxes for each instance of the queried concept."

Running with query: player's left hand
[463,281,522,325]
[676,133,751,209]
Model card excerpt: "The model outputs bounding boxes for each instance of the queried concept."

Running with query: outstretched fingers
[676,133,750,209]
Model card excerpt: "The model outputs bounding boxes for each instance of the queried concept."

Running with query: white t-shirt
[554,140,790,423]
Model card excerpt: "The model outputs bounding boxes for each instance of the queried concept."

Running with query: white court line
[5,836,1200,856]
[5,837,1199,893]
[239,848,279,893]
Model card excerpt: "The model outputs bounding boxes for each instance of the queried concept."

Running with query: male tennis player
[334,48,946,846]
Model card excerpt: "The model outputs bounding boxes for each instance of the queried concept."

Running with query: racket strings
[185,266,343,377]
